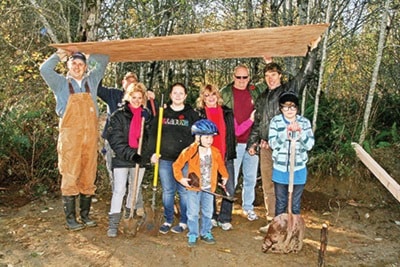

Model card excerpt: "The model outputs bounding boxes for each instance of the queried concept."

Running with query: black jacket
[195,106,236,161]
[247,46,318,149]
[107,102,152,168]
[144,103,199,162]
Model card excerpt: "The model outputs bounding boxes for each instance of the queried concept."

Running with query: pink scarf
[128,104,142,149]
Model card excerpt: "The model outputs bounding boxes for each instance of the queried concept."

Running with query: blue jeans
[274,182,305,216]
[213,159,235,223]
[159,159,188,224]
[234,143,259,211]
[187,190,214,238]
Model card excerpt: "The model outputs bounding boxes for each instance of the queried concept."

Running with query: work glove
[188,172,200,188]
[131,153,142,164]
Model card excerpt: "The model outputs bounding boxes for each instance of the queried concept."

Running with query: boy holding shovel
[173,119,229,247]
[268,91,314,218]
[262,91,314,253]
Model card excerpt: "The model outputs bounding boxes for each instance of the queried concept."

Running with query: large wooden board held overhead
[51,24,329,62]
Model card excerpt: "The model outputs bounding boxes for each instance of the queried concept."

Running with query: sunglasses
[234,75,249,80]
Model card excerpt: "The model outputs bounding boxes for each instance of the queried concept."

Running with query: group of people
[39,36,320,247]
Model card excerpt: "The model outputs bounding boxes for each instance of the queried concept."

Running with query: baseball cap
[279,91,299,106]
[70,52,86,64]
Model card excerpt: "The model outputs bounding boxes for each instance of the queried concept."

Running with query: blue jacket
[40,53,109,118]
[268,114,314,174]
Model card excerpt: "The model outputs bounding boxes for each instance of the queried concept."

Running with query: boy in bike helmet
[173,119,229,247]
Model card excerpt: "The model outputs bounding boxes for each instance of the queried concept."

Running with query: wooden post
[318,223,328,267]
[352,142,400,203]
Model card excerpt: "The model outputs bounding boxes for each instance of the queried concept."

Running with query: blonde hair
[122,82,147,105]
[196,84,224,109]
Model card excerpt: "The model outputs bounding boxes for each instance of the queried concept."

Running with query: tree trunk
[312,0,332,133]
[358,0,390,144]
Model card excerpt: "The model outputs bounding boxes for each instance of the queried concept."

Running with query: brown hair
[263,63,282,75]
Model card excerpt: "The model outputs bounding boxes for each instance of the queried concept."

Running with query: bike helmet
[191,119,219,136]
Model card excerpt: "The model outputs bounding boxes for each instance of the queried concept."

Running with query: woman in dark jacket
[106,82,151,237]
[195,84,236,231]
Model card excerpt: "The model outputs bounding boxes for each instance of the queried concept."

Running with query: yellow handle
[153,106,164,187]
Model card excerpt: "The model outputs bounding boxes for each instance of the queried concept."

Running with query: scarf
[205,106,226,158]
[128,104,142,149]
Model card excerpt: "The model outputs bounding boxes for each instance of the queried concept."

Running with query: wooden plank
[352,142,400,203]
[50,24,329,62]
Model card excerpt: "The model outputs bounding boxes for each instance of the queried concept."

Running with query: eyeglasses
[234,75,249,80]
[280,105,297,111]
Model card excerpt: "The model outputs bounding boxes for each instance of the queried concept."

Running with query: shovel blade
[262,214,305,253]
[123,217,139,237]
[138,205,162,236]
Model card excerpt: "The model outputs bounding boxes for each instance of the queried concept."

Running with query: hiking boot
[159,223,171,234]
[188,235,197,247]
[107,213,121,238]
[200,232,216,245]
[171,223,187,234]
[124,207,131,219]
[243,210,259,221]
[218,222,233,231]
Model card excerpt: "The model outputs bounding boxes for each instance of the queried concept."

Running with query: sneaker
[211,219,218,228]
[259,223,270,234]
[218,222,233,231]
[200,232,216,245]
[159,223,171,234]
[243,210,259,221]
[171,223,187,234]
[188,235,197,247]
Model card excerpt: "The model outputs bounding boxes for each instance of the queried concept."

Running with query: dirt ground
[1,168,400,267]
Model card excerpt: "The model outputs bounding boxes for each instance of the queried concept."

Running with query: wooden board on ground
[50,24,329,62]
[352,142,400,203]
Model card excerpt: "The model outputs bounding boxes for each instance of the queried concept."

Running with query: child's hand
[287,121,302,133]
[221,178,228,186]
[180,178,191,188]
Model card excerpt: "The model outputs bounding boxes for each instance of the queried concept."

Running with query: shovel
[262,131,306,253]
[123,116,145,237]
[139,95,164,235]
[188,172,237,202]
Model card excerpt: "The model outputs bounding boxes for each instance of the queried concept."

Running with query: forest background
[0,0,399,203]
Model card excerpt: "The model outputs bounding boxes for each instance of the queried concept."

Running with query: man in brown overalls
[40,49,109,230]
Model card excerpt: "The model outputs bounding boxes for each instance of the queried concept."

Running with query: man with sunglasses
[220,65,262,221]
[247,38,321,233]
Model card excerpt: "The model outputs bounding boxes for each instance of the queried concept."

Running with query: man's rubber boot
[62,196,85,231]
[107,213,121,237]
[79,194,97,227]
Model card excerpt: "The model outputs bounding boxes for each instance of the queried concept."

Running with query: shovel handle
[129,116,145,219]
[153,95,164,188]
